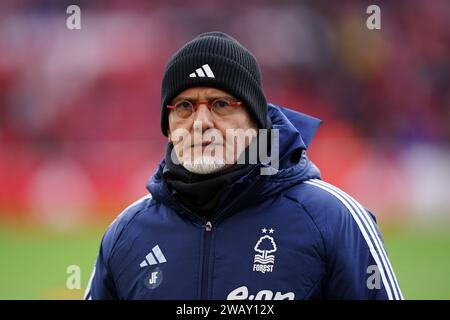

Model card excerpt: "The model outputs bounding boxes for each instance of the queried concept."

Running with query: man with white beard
[86,32,403,300]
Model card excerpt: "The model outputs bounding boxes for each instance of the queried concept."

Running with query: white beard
[182,156,227,175]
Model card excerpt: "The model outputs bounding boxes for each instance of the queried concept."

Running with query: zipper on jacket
[200,220,213,299]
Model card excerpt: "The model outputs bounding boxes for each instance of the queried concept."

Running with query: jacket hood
[147,103,322,220]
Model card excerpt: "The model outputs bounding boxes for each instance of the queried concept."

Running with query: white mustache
[182,155,227,174]
[190,142,222,147]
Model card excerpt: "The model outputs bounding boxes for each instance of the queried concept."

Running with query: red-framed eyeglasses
[166,98,242,118]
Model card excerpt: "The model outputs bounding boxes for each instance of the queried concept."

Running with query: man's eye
[212,99,232,108]
[176,101,193,109]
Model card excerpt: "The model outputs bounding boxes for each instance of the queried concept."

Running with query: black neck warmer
[162,143,257,218]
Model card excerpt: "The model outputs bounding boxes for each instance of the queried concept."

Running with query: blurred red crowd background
[0,0,448,224]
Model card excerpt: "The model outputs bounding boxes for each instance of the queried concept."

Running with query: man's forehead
[174,87,235,100]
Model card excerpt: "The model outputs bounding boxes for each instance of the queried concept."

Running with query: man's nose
[192,104,214,132]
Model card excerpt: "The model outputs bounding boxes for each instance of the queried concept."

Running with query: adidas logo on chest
[140,245,167,267]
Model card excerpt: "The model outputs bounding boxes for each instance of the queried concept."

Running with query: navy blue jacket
[85,104,403,300]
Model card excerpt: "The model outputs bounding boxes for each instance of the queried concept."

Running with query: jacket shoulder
[101,194,153,257]
[284,179,354,220]
[283,178,377,248]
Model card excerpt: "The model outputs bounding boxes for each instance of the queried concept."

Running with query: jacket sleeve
[322,205,404,300]
[84,213,133,300]
[84,195,151,300]
[84,226,120,300]
[302,180,403,300]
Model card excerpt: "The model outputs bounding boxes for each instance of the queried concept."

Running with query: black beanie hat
[160,31,268,136]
